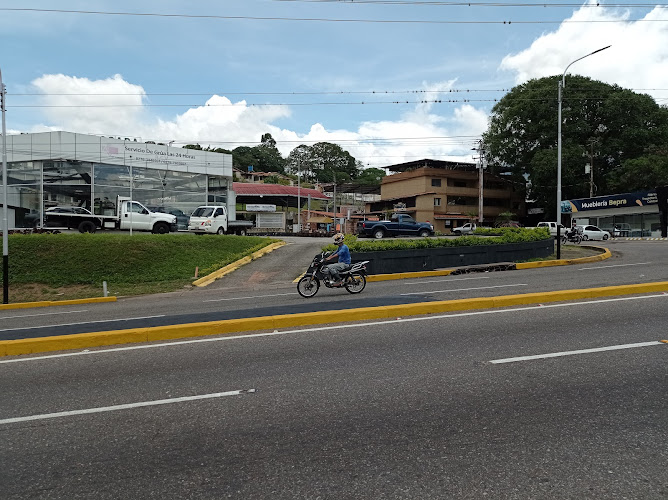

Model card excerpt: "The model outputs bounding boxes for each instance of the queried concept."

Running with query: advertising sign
[246,204,276,212]
[563,191,657,213]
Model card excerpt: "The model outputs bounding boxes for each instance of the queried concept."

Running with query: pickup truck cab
[452,222,477,236]
[357,213,434,239]
[188,205,254,235]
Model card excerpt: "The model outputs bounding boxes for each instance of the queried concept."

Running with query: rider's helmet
[333,233,345,244]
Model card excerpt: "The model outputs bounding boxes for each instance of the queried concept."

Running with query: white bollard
[103,281,108,297]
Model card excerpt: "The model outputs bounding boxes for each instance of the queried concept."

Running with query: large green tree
[285,142,361,183]
[232,133,286,174]
[482,76,668,219]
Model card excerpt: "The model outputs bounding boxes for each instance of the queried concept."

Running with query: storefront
[563,190,659,237]
[4,131,234,229]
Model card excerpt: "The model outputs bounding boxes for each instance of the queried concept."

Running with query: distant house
[365,159,525,234]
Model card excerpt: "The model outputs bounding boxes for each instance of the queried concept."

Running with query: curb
[0,296,117,311]
[2,279,666,357]
[192,241,286,287]
[296,245,611,283]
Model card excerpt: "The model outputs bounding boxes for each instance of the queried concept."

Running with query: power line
[272,0,667,7]
[10,89,512,97]
[1,7,666,24]
[8,95,667,108]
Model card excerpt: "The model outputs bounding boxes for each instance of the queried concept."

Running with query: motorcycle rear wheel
[297,276,320,298]
[344,272,366,294]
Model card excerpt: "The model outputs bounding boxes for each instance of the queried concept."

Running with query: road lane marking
[490,341,663,364]
[400,283,527,296]
[0,314,166,333]
[403,276,492,285]
[0,389,255,425]
[0,310,88,320]
[204,292,297,303]
[3,293,667,364]
[578,262,651,270]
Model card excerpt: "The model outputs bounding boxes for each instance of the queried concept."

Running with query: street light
[556,45,610,258]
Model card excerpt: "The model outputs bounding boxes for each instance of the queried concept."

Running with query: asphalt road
[1,293,667,498]
[0,238,667,341]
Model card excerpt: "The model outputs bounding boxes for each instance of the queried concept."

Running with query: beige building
[365,159,525,233]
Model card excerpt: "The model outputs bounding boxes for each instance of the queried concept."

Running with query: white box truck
[187,205,254,235]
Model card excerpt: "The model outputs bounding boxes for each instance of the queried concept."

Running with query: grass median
[4,232,279,303]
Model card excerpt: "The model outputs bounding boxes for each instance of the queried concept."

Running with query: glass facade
[588,213,660,238]
[9,159,226,229]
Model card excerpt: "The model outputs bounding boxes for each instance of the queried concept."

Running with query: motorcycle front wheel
[344,272,366,294]
[297,276,320,298]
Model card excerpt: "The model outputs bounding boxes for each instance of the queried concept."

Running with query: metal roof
[232,183,329,200]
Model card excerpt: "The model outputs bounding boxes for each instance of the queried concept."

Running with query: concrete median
[3,279,667,358]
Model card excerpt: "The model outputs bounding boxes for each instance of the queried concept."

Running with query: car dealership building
[3,131,234,229]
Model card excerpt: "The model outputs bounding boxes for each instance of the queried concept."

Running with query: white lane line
[205,292,297,303]
[3,293,667,364]
[578,262,651,270]
[0,310,88,320]
[0,314,165,333]
[403,276,492,285]
[0,389,255,425]
[400,283,527,296]
[490,341,663,364]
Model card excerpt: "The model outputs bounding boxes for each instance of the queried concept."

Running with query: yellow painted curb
[516,245,611,270]
[0,296,117,311]
[3,278,666,358]
[293,246,610,283]
[193,241,287,287]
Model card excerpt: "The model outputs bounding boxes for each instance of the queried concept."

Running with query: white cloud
[28,73,483,168]
[499,4,668,100]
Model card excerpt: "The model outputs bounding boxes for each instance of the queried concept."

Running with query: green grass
[4,233,278,302]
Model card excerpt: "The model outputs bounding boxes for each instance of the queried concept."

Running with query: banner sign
[563,191,657,213]
[246,204,276,212]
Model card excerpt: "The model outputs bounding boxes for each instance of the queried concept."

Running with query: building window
[434,197,441,206]
[431,178,441,187]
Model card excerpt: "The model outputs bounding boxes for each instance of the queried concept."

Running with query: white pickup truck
[536,221,561,237]
[41,196,177,233]
[452,222,477,235]
[187,205,254,235]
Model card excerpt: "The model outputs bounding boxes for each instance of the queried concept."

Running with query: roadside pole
[1,67,9,303]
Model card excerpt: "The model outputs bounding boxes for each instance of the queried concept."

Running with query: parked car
[43,206,101,230]
[356,213,434,239]
[147,206,189,230]
[577,225,611,241]
[452,222,477,235]
[611,223,632,237]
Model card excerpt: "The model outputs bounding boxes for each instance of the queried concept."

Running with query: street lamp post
[1,68,8,303]
[556,45,610,258]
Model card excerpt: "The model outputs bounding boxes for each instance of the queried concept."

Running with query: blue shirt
[334,244,351,264]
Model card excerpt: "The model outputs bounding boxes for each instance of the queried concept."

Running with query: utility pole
[588,139,595,198]
[1,68,8,304]
[474,140,484,224]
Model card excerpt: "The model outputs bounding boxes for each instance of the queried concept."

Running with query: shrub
[323,228,551,252]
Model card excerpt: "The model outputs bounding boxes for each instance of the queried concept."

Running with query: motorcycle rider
[323,233,351,286]
[566,220,579,241]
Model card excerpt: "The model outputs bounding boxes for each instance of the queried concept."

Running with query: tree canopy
[185,135,386,188]
[483,75,668,219]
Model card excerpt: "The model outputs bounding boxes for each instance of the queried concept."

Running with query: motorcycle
[561,229,582,244]
[297,252,369,298]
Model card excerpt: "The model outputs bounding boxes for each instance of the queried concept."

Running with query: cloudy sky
[1,1,667,168]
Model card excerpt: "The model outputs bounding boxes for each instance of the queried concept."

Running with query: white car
[577,225,611,241]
